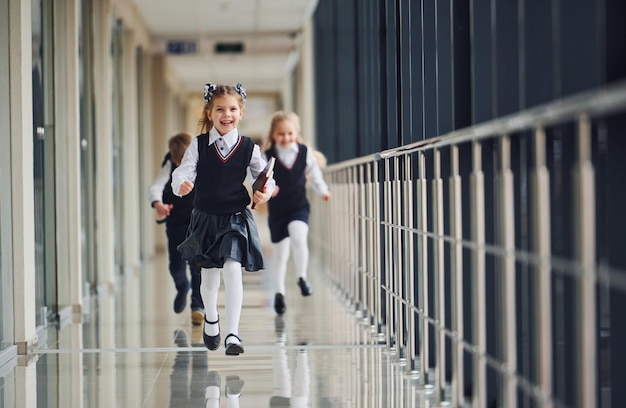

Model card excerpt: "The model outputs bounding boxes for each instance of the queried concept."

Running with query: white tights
[272,220,309,295]
[201,258,243,338]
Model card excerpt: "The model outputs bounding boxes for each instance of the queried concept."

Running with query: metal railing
[309,80,626,408]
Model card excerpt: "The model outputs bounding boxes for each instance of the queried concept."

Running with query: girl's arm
[305,149,330,199]
[249,144,276,197]
[148,158,171,205]
[172,137,199,197]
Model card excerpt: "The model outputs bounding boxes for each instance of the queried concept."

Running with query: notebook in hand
[251,156,275,209]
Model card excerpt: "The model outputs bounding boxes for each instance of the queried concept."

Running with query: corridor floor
[0,217,439,407]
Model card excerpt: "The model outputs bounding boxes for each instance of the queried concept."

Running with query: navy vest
[161,153,195,223]
[193,133,254,214]
[267,144,309,214]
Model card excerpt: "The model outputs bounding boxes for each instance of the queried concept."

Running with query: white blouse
[274,142,329,197]
[172,127,275,197]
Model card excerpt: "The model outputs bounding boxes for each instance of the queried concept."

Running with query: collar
[208,127,239,147]
[276,142,299,154]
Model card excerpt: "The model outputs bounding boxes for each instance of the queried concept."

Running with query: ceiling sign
[166,40,197,55]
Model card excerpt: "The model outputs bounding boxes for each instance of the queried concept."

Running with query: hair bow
[235,83,247,100]
[203,83,217,102]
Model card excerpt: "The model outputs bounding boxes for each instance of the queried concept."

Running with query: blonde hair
[168,132,192,165]
[198,84,246,134]
[262,110,305,152]
[312,150,327,169]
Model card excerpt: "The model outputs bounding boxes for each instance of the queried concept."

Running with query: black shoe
[203,316,220,351]
[174,286,189,313]
[224,334,244,356]
[274,293,286,315]
[297,278,313,296]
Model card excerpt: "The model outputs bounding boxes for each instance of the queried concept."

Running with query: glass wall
[79,0,97,294]
[32,0,57,326]
[111,19,124,274]
[0,0,14,353]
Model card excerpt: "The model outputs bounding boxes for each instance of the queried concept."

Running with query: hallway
[0,217,434,407]
[2,0,625,406]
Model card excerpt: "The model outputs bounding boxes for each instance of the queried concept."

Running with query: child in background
[172,83,274,356]
[262,111,331,315]
[148,132,204,325]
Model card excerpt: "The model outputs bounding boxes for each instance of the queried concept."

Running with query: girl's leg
[190,265,204,310]
[287,221,309,280]
[201,268,221,336]
[222,258,243,343]
[167,223,191,313]
[272,238,291,295]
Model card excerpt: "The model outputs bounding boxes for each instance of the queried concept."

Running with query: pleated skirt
[177,208,264,272]
[268,206,310,243]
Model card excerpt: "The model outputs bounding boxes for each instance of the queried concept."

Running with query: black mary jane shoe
[224,333,244,356]
[297,277,313,296]
[274,293,286,315]
[203,316,220,351]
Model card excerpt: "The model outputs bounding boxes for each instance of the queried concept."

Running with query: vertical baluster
[335,170,348,293]
[350,167,357,308]
[533,127,553,407]
[329,171,335,278]
[343,169,349,294]
[394,155,405,360]
[354,166,361,310]
[384,158,395,351]
[499,135,517,408]
[335,170,339,289]
[359,164,368,320]
[433,148,446,403]
[365,163,374,325]
[374,160,384,338]
[406,155,419,377]
[471,141,487,407]
[449,144,464,406]
[417,152,430,388]
[575,114,596,408]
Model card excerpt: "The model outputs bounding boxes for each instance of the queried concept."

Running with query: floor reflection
[271,316,310,408]
[168,329,248,407]
[0,251,437,407]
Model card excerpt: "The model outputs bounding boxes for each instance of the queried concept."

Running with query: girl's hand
[153,201,173,217]
[322,192,331,202]
[180,180,194,196]
[271,185,280,197]
[253,186,271,206]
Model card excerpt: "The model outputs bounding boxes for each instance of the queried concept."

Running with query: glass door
[111,19,124,274]
[32,0,57,326]
[111,20,125,273]
[79,0,97,294]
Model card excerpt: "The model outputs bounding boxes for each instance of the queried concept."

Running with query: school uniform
[148,153,203,312]
[173,128,273,272]
[172,126,274,354]
[265,142,330,313]
[266,143,329,242]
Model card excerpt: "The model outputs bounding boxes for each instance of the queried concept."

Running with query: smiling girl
[172,83,274,355]
[262,111,331,316]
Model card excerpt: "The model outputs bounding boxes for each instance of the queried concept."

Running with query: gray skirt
[177,208,264,272]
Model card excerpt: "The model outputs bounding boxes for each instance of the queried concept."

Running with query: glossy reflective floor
[0,217,440,407]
